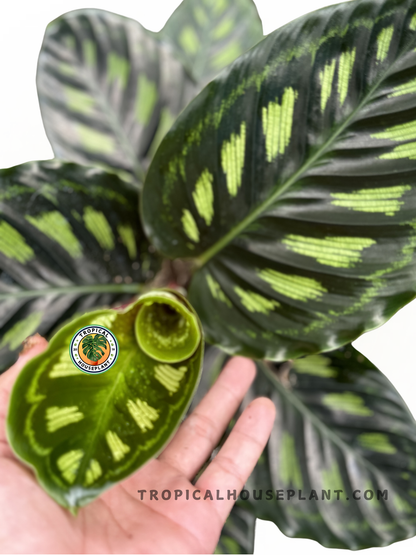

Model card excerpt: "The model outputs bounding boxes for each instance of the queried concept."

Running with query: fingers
[195,397,275,522]
[0,335,48,457]
[158,356,256,480]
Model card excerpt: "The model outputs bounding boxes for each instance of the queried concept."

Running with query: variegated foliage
[0,160,159,373]
[158,0,263,88]
[143,0,416,360]
[37,9,194,188]
[215,505,256,554]
[6,291,203,510]
[239,346,416,549]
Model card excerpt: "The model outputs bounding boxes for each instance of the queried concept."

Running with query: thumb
[0,334,48,456]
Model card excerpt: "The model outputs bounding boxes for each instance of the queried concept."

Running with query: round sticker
[69,325,119,374]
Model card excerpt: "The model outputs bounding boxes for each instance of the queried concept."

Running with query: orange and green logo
[69,326,119,374]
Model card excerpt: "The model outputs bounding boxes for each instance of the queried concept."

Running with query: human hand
[0,335,275,554]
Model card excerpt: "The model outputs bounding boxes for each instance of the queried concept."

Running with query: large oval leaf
[142,0,416,360]
[0,160,159,373]
[158,0,263,87]
[6,290,203,510]
[241,346,416,549]
[37,9,193,187]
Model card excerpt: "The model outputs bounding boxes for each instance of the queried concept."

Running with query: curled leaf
[6,289,203,510]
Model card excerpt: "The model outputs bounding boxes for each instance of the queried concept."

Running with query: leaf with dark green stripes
[7,289,203,510]
[37,9,193,188]
[158,0,263,88]
[215,505,256,554]
[241,345,416,549]
[142,0,416,360]
[0,160,160,374]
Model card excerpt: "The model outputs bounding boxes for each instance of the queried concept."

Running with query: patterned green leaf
[240,345,416,549]
[142,0,416,360]
[6,290,203,510]
[37,9,193,188]
[158,0,263,87]
[215,505,256,554]
[0,160,159,374]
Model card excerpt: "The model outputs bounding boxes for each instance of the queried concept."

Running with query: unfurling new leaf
[6,289,203,510]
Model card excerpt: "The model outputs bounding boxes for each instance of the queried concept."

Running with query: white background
[1,0,416,553]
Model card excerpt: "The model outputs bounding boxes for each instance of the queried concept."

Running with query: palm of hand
[0,338,275,554]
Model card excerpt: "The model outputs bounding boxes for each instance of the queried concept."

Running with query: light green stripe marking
[258,269,327,302]
[262,88,297,162]
[49,362,80,378]
[212,42,241,69]
[46,406,84,433]
[338,48,356,105]
[322,461,344,495]
[380,142,416,160]
[83,207,115,250]
[181,209,200,242]
[154,364,187,395]
[389,77,416,98]
[147,108,175,160]
[85,459,102,486]
[194,6,208,26]
[372,120,416,142]
[57,450,83,484]
[323,393,373,416]
[320,60,336,112]
[358,432,397,454]
[64,87,94,115]
[410,13,416,30]
[26,211,83,258]
[117,224,137,260]
[292,355,337,377]
[376,26,394,62]
[193,169,214,226]
[0,312,43,350]
[212,0,227,15]
[127,398,159,432]
[234,287,280,314]
[280,433,302,489]
[206,275,231,307]
[76,124,114,154]
[60,63,75,76]
[135,75,157,126]
[282,234,375,268]
[0,221,34,263]
[393,495,413,513]
[332,185,411,216]
[106,431,130,461]
[179,26,199,55]
[221,122,246,197]
[83,40,96,67]
[107,53,130,89]
[213,18,234,40]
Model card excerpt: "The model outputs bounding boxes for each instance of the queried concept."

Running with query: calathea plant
[2,0,416,552]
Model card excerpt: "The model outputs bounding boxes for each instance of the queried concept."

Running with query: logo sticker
[69,326,119,374]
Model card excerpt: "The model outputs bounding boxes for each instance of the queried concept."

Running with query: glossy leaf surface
[216,505,256,554]
[241,346,416,549]
[0,160,159,374]
[159,0,263,87]
[37,9,193,187]
[7,290,203,510]
[143,0,416,360]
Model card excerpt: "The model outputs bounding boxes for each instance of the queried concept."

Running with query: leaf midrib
[195,40,413,269]
[259,362,413,501]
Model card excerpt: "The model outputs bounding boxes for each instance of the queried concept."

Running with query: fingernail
[19,333,44,356]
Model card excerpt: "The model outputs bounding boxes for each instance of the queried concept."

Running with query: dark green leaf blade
[6,292,203,510]
[159,0,263,87]
[37,9,193,187]
[216,505,256,554]
[142,0,416,360]
[0,160,159,373]
[243,345,416,549]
